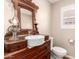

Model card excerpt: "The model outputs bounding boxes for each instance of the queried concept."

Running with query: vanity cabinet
[5,39,27,52]
[4,39,51,59]
[4,0,51,59]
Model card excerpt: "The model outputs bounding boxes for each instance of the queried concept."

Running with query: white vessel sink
[25,35,45,48]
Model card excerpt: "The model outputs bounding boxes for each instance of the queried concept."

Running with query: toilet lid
[53,46,67,53]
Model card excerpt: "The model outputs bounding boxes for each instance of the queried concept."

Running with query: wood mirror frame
[5,0,39,37]
[12,0,39,35]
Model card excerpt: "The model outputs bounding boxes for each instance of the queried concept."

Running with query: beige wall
[51,0,75,56]
[4,0,52,35]
[4,0,14,34]
[32,0,52,35]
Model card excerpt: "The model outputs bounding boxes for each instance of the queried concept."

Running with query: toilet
[52,46,67,59]
[50,37,67,59]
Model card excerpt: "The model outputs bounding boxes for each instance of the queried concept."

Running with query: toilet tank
[49,37,53,50]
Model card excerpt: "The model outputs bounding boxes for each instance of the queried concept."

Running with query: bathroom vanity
[4,0,51,59]
[4,36,50,59]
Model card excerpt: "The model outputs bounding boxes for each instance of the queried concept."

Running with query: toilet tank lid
[53,46,67,53]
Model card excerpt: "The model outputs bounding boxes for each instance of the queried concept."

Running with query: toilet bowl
[49,37,67,59]
[52,46,67,59]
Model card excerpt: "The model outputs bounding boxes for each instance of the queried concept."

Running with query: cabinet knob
[45,46,47,49]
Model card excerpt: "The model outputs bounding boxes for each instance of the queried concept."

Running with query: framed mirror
[5,0,39,37]
[12,0,39,35]
[20,8,32,29]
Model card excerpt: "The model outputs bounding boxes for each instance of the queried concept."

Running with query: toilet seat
[53,46,67,53]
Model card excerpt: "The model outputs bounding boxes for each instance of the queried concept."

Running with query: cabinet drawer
[22,51,38,59]
[6,41,27,52]
[39,51,50,59]
[17,41,27,49]
[34,50,50,59]
[7,44,19,52]
[12,50,38,59]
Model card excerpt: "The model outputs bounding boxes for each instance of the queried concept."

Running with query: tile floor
[51,54,55,59]
[51,55,69,59]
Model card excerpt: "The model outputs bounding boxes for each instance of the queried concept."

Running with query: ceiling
[48,0,60,3]
[6,0,60,4]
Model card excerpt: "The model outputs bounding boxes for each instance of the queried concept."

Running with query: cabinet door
[6,41,27,52]
[17,41,27,49]
[22,51,38,59]
[39,52,50,59]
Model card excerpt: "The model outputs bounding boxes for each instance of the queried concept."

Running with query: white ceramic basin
[25,35,45,48]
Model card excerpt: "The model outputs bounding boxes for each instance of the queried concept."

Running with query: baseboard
[64,55,75,59]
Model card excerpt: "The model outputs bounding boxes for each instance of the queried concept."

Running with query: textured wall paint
[48,0,60,3]
[4,0,14,34]
[32,0,52,35]
[51,0,75,56]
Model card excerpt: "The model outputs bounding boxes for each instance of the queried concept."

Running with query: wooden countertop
[4,35,27,44]
[4,39,26,44]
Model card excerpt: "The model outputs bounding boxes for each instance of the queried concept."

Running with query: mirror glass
[21,8,32,29]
